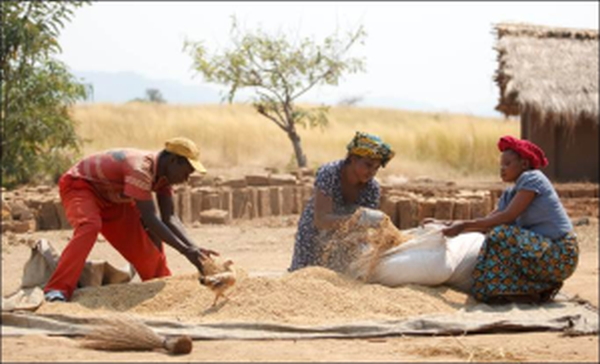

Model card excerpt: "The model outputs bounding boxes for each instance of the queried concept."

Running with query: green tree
[185,18,366,167]
[145,88,166,103]
[130,88,166,104]
[1,1,90,188]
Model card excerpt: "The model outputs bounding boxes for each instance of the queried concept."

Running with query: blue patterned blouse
[497,169,573,240]
[289,159,380,271]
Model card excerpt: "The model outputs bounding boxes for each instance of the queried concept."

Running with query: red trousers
[44,174,171,300]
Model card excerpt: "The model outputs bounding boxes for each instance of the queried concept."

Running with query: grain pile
[38,267,468,326]
[319,209,412,280]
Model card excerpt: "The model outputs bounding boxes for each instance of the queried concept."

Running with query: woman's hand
[357,208,385,227]
[441,221,466,237]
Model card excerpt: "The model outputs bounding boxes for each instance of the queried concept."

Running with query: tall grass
[72,103,519,181]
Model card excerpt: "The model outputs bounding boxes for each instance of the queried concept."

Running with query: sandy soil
[1,216,598,362]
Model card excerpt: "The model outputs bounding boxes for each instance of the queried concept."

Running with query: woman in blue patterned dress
[289,132,395,271]
[438,136,578,304]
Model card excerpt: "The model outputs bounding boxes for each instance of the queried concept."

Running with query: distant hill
[72,70,500,117]
[73,70,222,104]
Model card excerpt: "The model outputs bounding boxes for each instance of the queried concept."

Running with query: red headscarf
[497,136,548,169]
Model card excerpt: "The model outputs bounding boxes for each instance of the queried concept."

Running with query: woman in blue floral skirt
[440,136,578,304]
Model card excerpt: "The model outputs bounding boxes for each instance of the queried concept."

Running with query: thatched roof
[494,22,598,125]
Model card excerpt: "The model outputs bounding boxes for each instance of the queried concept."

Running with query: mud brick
[301,176,315,186]
[398,198,418,229]
[178,186,193,225]
[200,209,230,224]
[172,190,181,219]
[35,185,52,194]
[37,199,60,230]
[188,174,204,187]
[478,191,493,214]
[280,186,295,215]
[556,188,571,198]
[295,167,315,178]
[453,199,471,220]
[232,188,251,219]
[470,198,488,219]
[9,200,31,221]
[269,187,283,216]
[25,199,44,210]
[202,193,221,211]
[2,204,11,221]
[417,198,437,222]
[1,221,13,233]
[3,220,36,234]
[434,199,454,220]
[381,195,401,228]
[379,185,391,197]
[221,177,248,188]
[301,186,313,210]
[270,174,297,186]
[54,200,71,229]
[292,186,304,214]
[246,174,270,186]
[198,186,218,194]
[220,189,233,215]
[570,188,596,198]
[248,188,259,219]
[256,188,272,217]
[245,188,257,219]
[191,189,203,222]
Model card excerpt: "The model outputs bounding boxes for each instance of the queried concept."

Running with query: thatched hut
[494,23,599,182]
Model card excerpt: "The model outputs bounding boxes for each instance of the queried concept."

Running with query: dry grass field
[72,103,519,181]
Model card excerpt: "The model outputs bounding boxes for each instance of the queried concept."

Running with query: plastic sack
[445,232,486,292]
[366,224,453,286]
[365,224,486,289]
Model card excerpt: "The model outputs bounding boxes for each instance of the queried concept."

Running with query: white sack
[367,224,485,288]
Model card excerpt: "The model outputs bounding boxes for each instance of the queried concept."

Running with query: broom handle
[163,337,176,353]
[163,335,193,355]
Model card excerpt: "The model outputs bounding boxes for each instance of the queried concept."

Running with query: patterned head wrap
[498,135,548,169]
[346,131,395,167]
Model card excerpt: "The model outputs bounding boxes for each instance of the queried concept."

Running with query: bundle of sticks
[80,316,192,355]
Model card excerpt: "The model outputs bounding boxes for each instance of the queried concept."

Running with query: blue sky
[57,1,598,116]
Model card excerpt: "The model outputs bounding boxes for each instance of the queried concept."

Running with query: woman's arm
[422,207,503,228]
[313,188,351,230]
[442,190,536,237]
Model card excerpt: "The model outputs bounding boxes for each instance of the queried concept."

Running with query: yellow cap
[164,137,207,174]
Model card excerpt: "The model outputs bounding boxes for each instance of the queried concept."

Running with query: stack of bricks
[171,173,311,225]
[2,174,597,232]
[379,190,494,229]
[1,185,70,233]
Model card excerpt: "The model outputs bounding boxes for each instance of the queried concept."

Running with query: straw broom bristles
[80,316,192,355]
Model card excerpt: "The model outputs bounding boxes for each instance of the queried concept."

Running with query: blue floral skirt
[471,224,578,303]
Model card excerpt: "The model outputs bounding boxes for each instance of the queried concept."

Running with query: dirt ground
[1,215,598,362]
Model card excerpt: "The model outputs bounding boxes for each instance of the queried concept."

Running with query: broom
[80,316,192,355]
